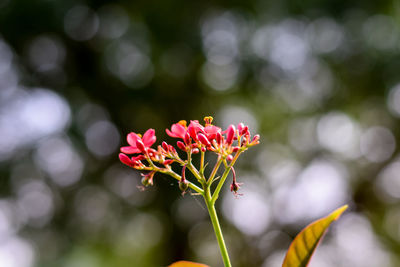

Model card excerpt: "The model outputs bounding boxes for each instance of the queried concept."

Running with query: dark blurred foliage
[1,0,400,266]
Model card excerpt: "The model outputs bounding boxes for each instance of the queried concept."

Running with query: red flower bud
[191,148,200,154]
[133,154,145,161]
[177,141,186,151]
[136,139,146,153]
[197,133,211,147]
[184,132,191,145]
[227,154,233,161]
[232,146,240,152]
[163,159,174,165]
[162,141,169,152]
[226,124,236,145]
[119,153,134,167]
[237,123,244,133]
[169,145,177,154]
[241,126,249,136]
[201,146,207,152]
[216,132,222,145]
[252,134,260,144]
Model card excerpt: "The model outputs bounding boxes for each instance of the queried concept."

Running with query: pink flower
[166,121,187,139]
[187,120,206,140]
[120,129,156,154]
[204,125,221,141]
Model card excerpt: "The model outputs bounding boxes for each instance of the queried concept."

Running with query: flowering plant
[119,116,346,267]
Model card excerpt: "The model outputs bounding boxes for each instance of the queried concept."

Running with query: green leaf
[282,204,348,267]
[168,260,209,267]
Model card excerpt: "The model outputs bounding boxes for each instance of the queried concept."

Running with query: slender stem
[211,151,242,204]
[204,188,232,267]
[200,150,205,176]
[207,156,223,184]
[187,163,204,183]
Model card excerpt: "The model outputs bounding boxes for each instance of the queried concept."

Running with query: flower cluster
[119,116,259,195]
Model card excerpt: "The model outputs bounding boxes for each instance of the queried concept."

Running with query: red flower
[120,129,156,154]
[187,120,207,141]
[166,121,187,139]
[204,125,221,141]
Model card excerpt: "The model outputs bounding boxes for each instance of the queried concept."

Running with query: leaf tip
[331,204,348,221]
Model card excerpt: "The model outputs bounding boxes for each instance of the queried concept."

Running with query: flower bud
[179,165,189,192]
[251,134,260,144]
[177,141,186,151]
[184,132,191,145]
[148,148,157,154]
[162,141,169,152]
[133,154,146,161]
[241,126,249,136]
[201,146,207,152]
[229,167,242,195]
[237,123,244,134]
[191,148,200,154]
[230,182,240,193]
[119,153,134,167]
[232,146,240,152]
[163,159,174,165]
[141,171,155,186]
[136,139,146,153]
[198,133,211,147]
[227,154,233,161]
[226,124,236,145]
[216,132,222,145]
[179,179,189,192]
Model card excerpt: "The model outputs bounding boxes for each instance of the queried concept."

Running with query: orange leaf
[282,205,348,267]
[168,260,209,267]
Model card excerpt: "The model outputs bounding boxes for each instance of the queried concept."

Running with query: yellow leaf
[282,205,348,267]
[168,260,209,267]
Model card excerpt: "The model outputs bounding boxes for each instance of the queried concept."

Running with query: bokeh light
[2,1,400,266]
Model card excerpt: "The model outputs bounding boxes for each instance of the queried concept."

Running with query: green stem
[200,150,205,176]
[211,151,242,204]
[207,156,223,184]
[187,163,204,183]
[204,188,232,267]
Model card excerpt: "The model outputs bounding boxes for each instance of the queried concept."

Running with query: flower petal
[127,132,140,147]
[120,146,140,154]
[171,123,187,138]
[142,128,156,147]
[205,125,220,133]
[166,128,179,138]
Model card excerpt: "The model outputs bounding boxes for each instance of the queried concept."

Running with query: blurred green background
[1,0,400,266]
